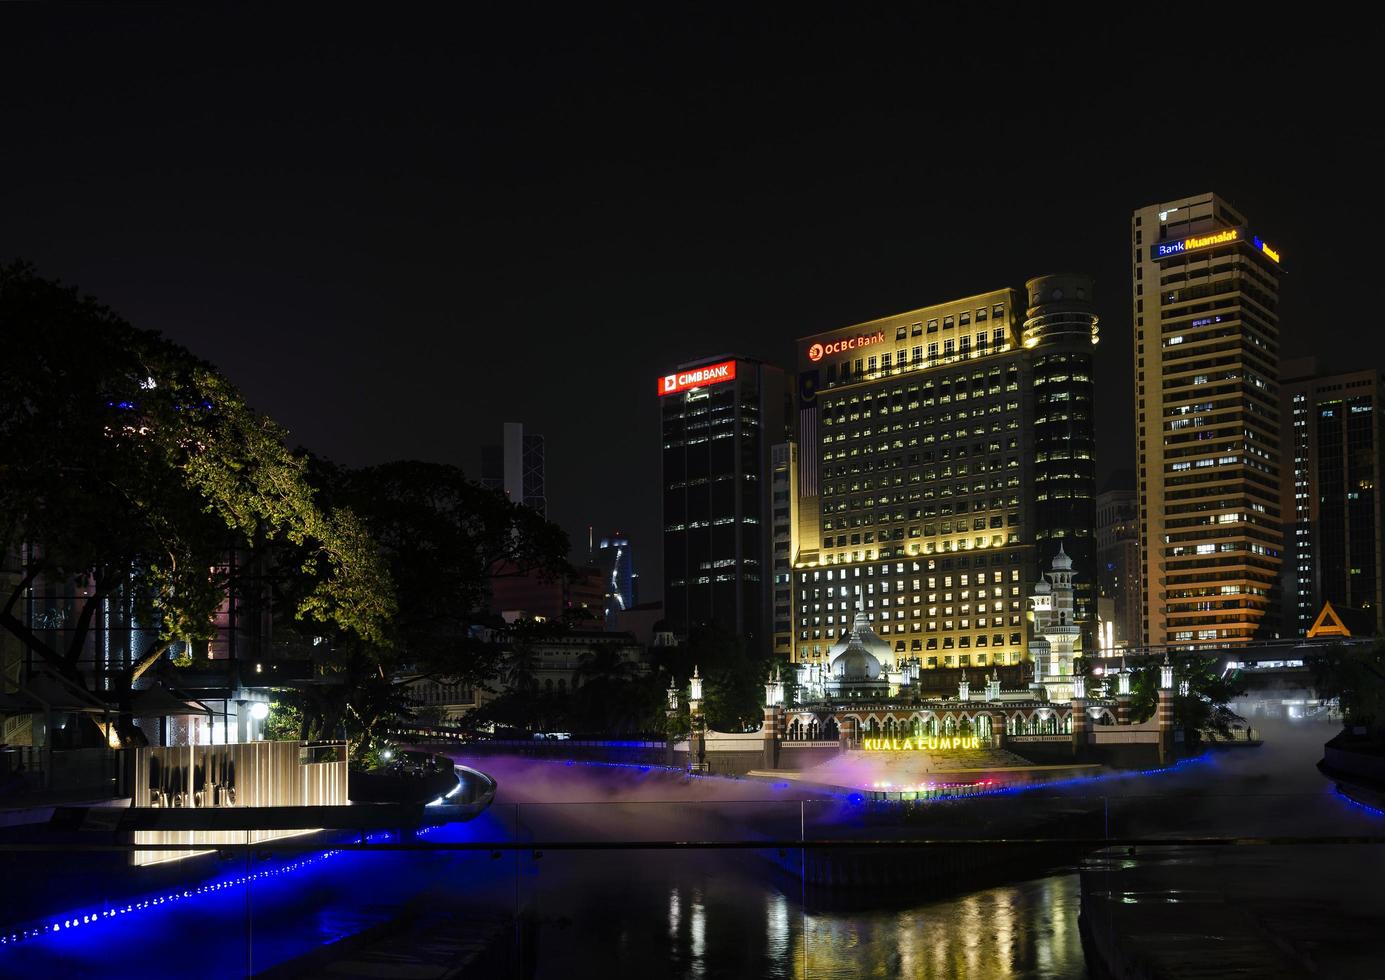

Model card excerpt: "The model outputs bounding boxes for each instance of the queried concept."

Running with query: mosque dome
[831,641,883,681]
[826,609,893,664]
[1051,543,1073,571]
[825,608,891,695]
[1034,579,1052,594]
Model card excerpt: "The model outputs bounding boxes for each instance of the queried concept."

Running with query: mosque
[786,546,1096,741]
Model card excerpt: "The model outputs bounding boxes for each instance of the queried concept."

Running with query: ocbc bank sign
[807,329,885,362]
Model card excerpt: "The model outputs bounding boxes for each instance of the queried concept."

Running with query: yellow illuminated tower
[1132,193,1284,648]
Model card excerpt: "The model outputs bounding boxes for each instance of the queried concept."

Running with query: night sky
[2,8,1377,596]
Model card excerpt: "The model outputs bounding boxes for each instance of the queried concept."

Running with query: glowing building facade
[1280,361,1385,635]
[660,356,791,648]
[790,278,1098,672]
[1132,193,1284,647]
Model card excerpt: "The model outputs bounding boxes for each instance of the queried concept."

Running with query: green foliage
[0,264,397,744]
[0,265,574,755]
[1312,641,1385,734]
[1127,655,1245,737]
[287,461,575,747]
[0,264,393,662]
[654,625,785,733]
[264,698,304,742]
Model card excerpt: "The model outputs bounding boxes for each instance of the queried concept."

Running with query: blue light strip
[0,831,403,951]
[4,753,1220,953]
[1334,786,1385,818]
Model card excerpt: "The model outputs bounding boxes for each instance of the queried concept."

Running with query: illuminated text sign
[1150,228,1282,265]
[658,359,737,397]
[807,330,886,363]
[861,735,982,751]
[1150,228,1239,260]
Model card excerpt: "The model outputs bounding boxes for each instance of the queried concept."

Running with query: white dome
[827,609,892,662]
[1051,543,1073,570]
[831,643,882,681]
[826,608,891,694]
[1034,579,1051,594]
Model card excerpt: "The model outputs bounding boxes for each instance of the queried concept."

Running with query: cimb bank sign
[658,359,737,397]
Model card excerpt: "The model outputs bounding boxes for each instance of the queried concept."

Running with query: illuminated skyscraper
[659,356,791,648]
[1280,360,1385,635]
[596,533,636,628]
[1132,193,1284,648]
[791,277,1098,671]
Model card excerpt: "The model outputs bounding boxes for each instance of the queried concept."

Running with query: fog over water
[3,720,1375,979]
[445,717,1383,978]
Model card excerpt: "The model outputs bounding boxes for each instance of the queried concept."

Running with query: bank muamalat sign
[658,359,736,397]
[807,329,886,363]
[862,735,982,751]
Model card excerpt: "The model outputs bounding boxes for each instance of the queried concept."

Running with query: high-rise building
[1280,359,1385,635]
[790,276,1098,673]
[1095,472,1140,648]
[481,421,546,515]
[659,356,791,649]
[1132,193,1285,648]
[770,441,798,658]
[596,533,637,628]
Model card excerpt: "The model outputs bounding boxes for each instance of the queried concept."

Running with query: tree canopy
[0,263,393,742]
[1312,642,1385,735]
[1126,655,1245,738]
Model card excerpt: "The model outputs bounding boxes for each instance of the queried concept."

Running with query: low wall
[779,745,840,771]
[448,740,670,766]
[1003,734,1169,769]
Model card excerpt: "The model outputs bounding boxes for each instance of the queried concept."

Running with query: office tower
[1026,274,1099,635]
[596,533,636,628]
[1096,472,1140,648]
[1281,360,1385,635]
[771,442,798,658]
[791,277,1098,672]
[1132,193,1285,647]
[481,421,546,515]
[659,356,791,649]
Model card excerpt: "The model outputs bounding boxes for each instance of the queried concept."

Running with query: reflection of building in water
[793,875,1084,977]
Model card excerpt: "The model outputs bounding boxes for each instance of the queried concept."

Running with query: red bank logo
[658,359,737,397]
[807,330,885,362]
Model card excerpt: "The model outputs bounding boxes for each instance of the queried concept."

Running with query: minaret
[1029,544,1081,701]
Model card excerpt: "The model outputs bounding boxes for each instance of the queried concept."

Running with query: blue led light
[1334,786,1385,818]
[0,831,411,951]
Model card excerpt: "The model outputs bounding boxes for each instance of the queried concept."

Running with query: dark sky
[2,7,1377,597]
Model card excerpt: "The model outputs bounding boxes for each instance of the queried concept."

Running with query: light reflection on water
[795,874,1084,980]
[531,849,1086,979]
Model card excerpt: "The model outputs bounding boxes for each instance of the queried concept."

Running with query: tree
[280,460,575,755]
[1312,641,1385,736]
[570,643,663,734]
[655,625,784,732]
[1127,655,1245,738]
[0,263,394,745]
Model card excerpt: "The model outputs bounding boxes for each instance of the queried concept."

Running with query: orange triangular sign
[1307,601,1351,639]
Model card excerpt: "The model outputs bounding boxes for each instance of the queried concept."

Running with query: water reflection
[794,874,1084,979]
[529,848,1086,979]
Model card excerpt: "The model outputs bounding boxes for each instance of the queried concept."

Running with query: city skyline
[2,9,1377,600]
